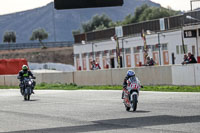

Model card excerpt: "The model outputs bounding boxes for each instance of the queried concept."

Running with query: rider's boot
[20,87,24,95]
[31,87,35,94]
[121,91,124,99]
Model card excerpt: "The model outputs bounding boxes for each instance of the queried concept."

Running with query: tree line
[72,4,180,34]
[2,28,49,48]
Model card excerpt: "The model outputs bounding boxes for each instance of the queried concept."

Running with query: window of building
[147,45,152,50]
[176,45,179,54]
[133,47,140,53]
[180,45,188,54]
[142,46,149,52]
[90,52,95,58]
[82,53,86,58]
[185,45,188,53]
[152,45,159,51]
[96,52,100,57]
[110,49,116,55]
[161,43,168,50]
[103,51,107,56]
[75,54,79,58]
[192,46,195,55]
[125,48,131,54]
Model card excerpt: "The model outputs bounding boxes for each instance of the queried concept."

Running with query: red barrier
[0,59,28,75]
[197,56,200,63]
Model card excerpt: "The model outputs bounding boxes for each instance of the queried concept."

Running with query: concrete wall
[74,70,112,86]
[172,64,200,86]
[0,64,200,86]
[134,66,173,85]
[111,68,128,85]
[172,65,195,85]
[0,72,74,86]
[195,64,200,85]
[4,75,18,86]
[40,72,73,84]
[0,75,5,85]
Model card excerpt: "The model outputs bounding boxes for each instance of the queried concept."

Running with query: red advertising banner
[0,59,28,75]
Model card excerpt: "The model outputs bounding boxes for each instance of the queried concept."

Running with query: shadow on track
[123,109,150,113]
[5,115,200,133]
[23,99,40,102]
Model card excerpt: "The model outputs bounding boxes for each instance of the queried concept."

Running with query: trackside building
[73,10,200,71]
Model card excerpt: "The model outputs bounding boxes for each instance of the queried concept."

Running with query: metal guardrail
[0,41,74,50]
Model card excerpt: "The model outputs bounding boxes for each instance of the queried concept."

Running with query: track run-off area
[0,89,200,133]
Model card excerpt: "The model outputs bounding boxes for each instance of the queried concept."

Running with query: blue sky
[0,0,193,15]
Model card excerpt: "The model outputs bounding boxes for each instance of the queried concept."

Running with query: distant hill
[0,0,160,43]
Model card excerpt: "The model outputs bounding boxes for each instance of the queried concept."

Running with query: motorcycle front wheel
[24,95,27,101]
[27,94,30,100]
[132,95,137,111]
[24,94,30,101]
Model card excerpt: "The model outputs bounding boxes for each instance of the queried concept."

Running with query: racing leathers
[18,70,36,95]
[122,76,141,99]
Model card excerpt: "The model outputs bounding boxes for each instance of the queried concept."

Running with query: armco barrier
[0,64,200,86]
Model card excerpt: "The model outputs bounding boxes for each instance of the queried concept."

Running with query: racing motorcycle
[123,77,141,111]
[19,77,35,101]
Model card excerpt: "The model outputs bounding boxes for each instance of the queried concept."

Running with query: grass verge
[0,83,200,92]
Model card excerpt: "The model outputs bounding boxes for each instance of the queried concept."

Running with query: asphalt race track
[0,89,200,133]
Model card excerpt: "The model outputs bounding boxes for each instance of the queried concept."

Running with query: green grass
[0,86,19,89]
[142,86,200,92]
[0,83,200,92]
[34,83,122,90]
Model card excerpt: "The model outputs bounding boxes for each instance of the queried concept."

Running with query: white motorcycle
[123,77,141,111]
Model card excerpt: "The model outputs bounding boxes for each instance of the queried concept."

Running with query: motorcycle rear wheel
[126,106,130,111]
